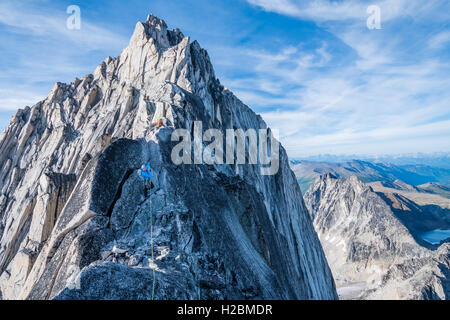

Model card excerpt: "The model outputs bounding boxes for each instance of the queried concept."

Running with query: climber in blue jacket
[140,162,154,189]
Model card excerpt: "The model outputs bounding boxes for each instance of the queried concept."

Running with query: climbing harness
[140,162,156,300]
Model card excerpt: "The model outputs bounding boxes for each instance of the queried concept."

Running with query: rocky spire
[0,15,337,300]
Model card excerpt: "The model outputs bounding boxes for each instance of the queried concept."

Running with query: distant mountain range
[292,153,450,169]
[291,160,450,193]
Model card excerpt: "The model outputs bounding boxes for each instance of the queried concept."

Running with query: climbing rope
[141,162,156,300]
[149,180,156,300]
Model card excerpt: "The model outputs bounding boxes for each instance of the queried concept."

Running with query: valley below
[296,160,450,300]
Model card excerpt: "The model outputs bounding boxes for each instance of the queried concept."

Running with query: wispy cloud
[0,0,129,112]
[246,0,445,23]
[0,0,448,156]
[0,1,127,50]
[232,0,450,157]
[429,31,450,49]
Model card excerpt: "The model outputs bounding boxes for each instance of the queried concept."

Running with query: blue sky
[0,0,449,158]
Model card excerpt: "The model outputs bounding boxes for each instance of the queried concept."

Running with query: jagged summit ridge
[0,15,337,300]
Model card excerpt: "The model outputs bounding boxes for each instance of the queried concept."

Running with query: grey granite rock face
[305,174,449,300]
[0,15,337,300]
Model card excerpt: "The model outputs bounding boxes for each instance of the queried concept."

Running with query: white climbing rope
[149,182,156,300]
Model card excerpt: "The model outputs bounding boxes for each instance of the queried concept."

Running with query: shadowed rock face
[305,174,449,300]
[0,15,337,300]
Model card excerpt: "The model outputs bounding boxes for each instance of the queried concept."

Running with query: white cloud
[429,31,450,49]
[0,1,128,51]
[246,0,445,23]
[255,51,450,154]
[281,119,450,156]
[246,0,303,17]
[0,89,44,111]
[234,0,450,156]
[0,1,129,112]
